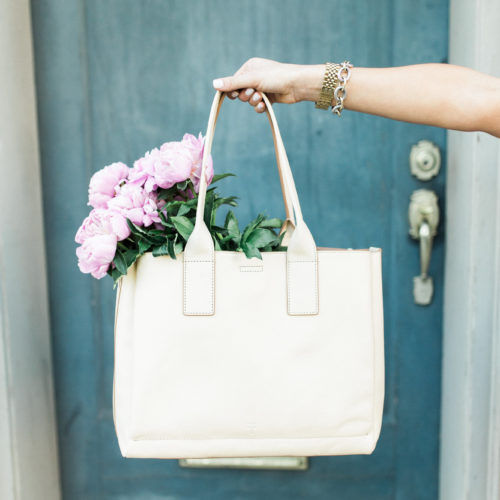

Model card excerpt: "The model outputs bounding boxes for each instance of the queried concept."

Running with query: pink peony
[128,143,192,193]
[88,162,130,208]
[108,183,166,227]
[76,234,117,279]
[181,132,214,192]
[75,208,130,244]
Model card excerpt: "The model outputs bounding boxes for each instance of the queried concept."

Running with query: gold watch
[315,62,340,110]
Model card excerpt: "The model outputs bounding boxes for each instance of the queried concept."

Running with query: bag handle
[183,91,318,317]
[210,92,296,228]
[195,91,304,227]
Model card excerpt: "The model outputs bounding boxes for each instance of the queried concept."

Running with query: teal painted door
[31,1,448,498]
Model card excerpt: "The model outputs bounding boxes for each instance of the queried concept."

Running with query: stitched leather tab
[183,222,215,316]
[184,258,214,315]
[287,259,319,315]
[286,222,319,315]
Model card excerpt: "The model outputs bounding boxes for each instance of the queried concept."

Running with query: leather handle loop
[183,91,318,317]
[210,93,295,226]
[195,91,304,227]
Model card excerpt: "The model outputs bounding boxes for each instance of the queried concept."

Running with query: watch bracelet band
[315,62,341,110]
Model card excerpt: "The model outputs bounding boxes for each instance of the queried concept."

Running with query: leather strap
[210,92,296,226]
[184,91,318,316]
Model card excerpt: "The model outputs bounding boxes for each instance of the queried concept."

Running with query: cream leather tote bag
[113,91,385,458]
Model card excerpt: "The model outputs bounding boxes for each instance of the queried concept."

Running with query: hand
[212,57,316,113]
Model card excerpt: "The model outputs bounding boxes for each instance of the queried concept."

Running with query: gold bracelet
[315,62,340,110]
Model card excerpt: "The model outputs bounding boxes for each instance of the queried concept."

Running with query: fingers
[249,91,262,106]
[212,74,257,92]
[223,87,267,112]
[237,89,267,112]
[255,101,266,113]
[212,74,267,112]
[239,88,256,102]
[248,91,267,113]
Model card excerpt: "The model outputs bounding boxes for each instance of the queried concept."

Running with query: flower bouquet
[75,133,286,285]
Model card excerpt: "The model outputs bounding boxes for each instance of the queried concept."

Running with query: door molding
[0,1,61,499]
[440,1,500,499]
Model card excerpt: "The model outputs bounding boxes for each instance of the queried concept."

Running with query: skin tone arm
[212,58,500,138]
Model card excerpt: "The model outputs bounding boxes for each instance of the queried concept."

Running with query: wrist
[293,64,326,103]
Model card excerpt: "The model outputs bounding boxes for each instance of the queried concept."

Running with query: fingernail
[252,93,260,102]
[213,79,224,89]
[257,102,265,110]
[230,91,239,98]
[245,88,254,96]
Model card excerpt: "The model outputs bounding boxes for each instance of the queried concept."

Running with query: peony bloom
[75,208,130,244]
[181,132,214,192]
[76,234,118,279]
[75,208,130,279]
[108,183,165,227]
[88,162,130,209]
[129,142,192,192]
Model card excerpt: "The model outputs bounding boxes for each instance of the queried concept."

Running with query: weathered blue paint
[31,0,448,498]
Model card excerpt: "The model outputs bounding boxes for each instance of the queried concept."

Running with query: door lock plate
[409,140,441,181]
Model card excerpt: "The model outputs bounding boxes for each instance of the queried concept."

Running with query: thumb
[212,74,258,92]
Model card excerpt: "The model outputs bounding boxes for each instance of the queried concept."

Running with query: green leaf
[147,229,167,237]
[211,225,228,233]
[113,251,128,275]
[241,213,266,244]
[152,243,170,257]
[241,241,262,260]
[246,228,278,248]
[164,198,196,213]
[224,211,240,240]
[259,217,283,229]
[203,189,215,228]
[170,215,195,241]
[177,203,192,217]
[123,248,139,266]
[138,239,152,254]
[167,238,177,259]
[126,219,164,244]
[214,195,238,209]
[273,231,286,248]
[174,239,184,254]
[109,267,123,286]
[156,186,178,201]
[158,211,170,226]
[176,180,189,191]
[218,234,236,244]
[126,218,140,233]
[211,173,235,183]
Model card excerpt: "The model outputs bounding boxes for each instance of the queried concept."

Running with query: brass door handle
[408,189,440,305]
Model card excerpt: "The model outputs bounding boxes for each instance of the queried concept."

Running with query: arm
[213,58,500,138]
